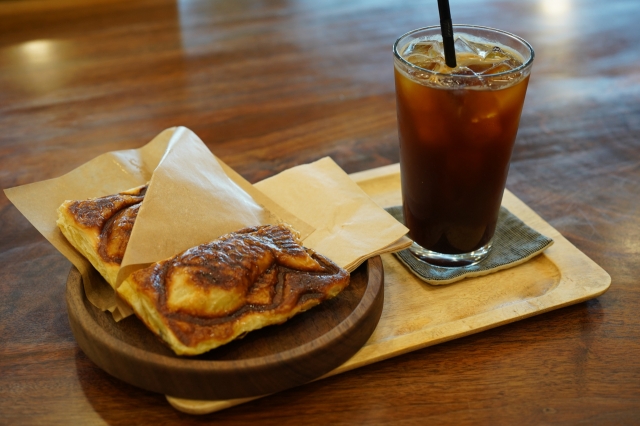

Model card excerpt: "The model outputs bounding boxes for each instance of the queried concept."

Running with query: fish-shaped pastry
[117,224,349,355]
[57,187,349,355]
[57,185,147,289]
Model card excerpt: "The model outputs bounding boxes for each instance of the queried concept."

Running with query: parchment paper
[5,129,170,319]
[5,127,409,321]
[4,127,312,320]
[255,157,410,272]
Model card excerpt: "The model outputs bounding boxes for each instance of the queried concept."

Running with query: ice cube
[467,40,491,58]
[404,40,443,58]
[484,46,511,61]
[406,54,443,71]
[452,66,479,76]
[454,36,478,55]
[466,62,497,74]
[481,61,515,75]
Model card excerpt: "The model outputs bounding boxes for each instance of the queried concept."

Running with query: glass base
[409,241,493,268]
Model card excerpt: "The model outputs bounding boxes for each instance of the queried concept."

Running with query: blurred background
[4,0,635,183]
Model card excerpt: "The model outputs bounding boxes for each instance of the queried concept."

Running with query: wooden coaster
[65,257,384,400]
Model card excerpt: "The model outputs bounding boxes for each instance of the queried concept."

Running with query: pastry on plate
[117,224,350,356]
[57,185,147,289]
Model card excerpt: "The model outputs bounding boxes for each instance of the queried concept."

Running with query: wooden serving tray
[66,257,384,400]
[168,163,611,414]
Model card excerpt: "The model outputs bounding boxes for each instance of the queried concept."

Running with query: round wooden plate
[65,256,384,400]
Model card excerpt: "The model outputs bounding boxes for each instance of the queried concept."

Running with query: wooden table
[1,0,638,424]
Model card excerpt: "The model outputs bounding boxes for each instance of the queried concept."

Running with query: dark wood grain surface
[1,0,638,424]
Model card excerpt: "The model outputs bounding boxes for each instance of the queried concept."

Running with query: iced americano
[394,26,534,266]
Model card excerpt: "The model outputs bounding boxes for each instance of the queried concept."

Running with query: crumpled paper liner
[5,130,166,320]
[255,157,411,272]
[4,127,312,320]
[5,127,409,321]
[113,127,316,317]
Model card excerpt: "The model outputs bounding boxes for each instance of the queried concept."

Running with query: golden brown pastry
[117,224,350,356]
[56,185,146,288]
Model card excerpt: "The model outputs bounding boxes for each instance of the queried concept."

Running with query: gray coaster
[386,206,554,285]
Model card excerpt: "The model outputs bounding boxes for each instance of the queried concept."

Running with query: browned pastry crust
[117,224,350,356]
[57,185,147,288]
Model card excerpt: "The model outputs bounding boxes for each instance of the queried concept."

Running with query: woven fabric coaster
[385,206,554,285]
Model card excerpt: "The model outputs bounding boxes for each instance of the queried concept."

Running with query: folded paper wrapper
[4,126,410,321]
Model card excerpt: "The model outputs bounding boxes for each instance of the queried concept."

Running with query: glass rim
[393,24,535,79]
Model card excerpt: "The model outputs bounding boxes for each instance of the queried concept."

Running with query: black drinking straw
[437,0,457,68]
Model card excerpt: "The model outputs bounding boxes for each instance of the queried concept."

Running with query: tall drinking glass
[393,25,534,267]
